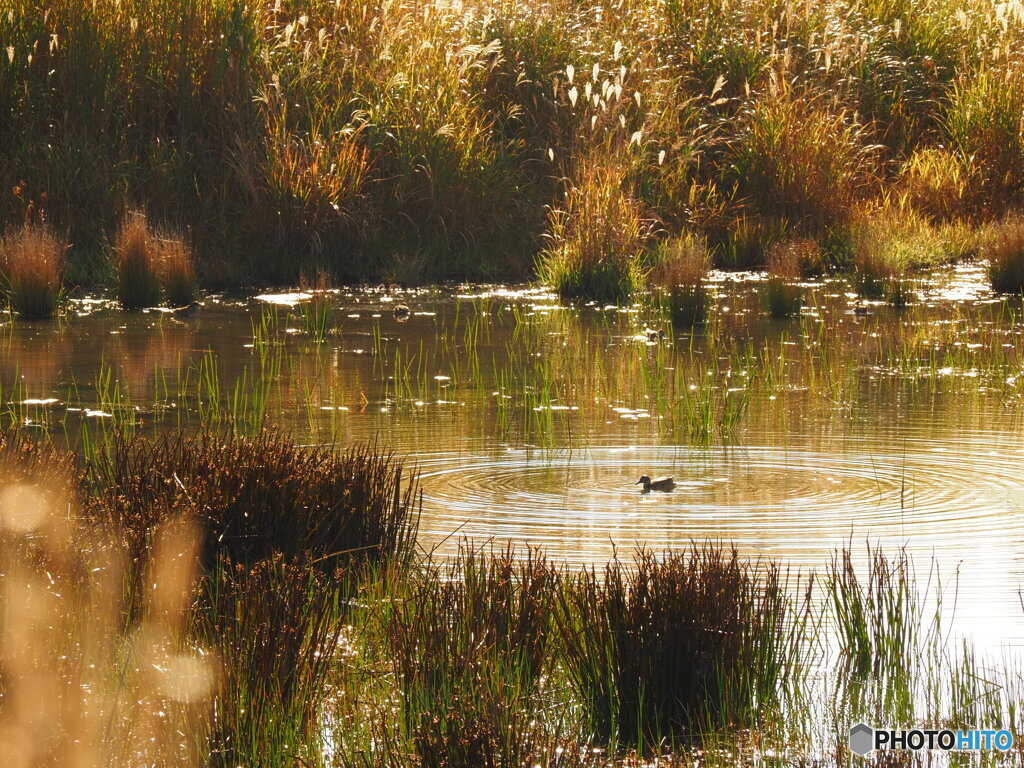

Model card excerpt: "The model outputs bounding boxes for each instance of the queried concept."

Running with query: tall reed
[205,555,345,766]
[388,545,560,768]
[160,234,198,307]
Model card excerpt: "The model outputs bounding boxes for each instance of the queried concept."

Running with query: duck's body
[393,303,410,321]
[172,301,200,319]
[635,475,676,492]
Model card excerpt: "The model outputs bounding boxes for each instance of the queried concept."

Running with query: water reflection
[1,265,1023,646]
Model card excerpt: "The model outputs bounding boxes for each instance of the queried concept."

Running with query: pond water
[3,263,1024,648]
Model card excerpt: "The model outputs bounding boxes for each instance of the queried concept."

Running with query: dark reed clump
[204,555,345,766]
[556,545,799,748]
[84,428,420,571]
[115,211,162,310]
[388,544,560,768]
[0,428,79,487]
[159,234,199,307]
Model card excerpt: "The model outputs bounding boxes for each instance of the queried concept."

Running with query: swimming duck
[393,303,410,321]
[635,475,676,492]
[172,301,201,319]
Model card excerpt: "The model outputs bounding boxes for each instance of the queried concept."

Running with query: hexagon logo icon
[849,722,875,756]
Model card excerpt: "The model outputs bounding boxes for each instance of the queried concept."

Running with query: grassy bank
[1,0,1021,288]
[1,426,1020,766]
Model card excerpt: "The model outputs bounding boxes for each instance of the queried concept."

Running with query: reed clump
[115,212,162,310]
[159,235,198,307]
[539,162,647,303]
[388,545,560,768]
[205,555,345,766]
[0,224,67,319]
[85,429,421,571]
[764,240,803,318]
[655,231,711,326]
[720,214,787,269]
[556,546,798,747]
[827,546,926,725]
[983,213,1024,294]
[849,205,966,303]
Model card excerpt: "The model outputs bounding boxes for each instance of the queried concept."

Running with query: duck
[635,475,676,492]
[393,303,410,321]
[172,301,201,319]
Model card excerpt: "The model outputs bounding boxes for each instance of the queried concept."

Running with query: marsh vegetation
[4,0,1024,764]
[1,0,1023,291]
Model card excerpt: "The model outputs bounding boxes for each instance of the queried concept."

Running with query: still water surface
[3,263,1023,647]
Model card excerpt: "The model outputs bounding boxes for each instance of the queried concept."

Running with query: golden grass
[0,224,66,320]
[655,231,711,325]
[898,147,970,223]
[0,457,214,766]
[764,239,803,317]
[732,92,875,233]
[538,159,648,302]
[848,203,970,301]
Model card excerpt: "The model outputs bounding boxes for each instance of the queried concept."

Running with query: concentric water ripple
[415,436,1024,645]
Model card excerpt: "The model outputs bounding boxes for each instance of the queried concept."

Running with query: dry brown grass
[0,224,67,319]
[655,231,711,325]
[983,212,1024,293]
[764,240,803,317]
[158,235,198,307]
[115,212,162,310]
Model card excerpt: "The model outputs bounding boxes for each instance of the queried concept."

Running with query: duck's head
[634,475,651,486]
